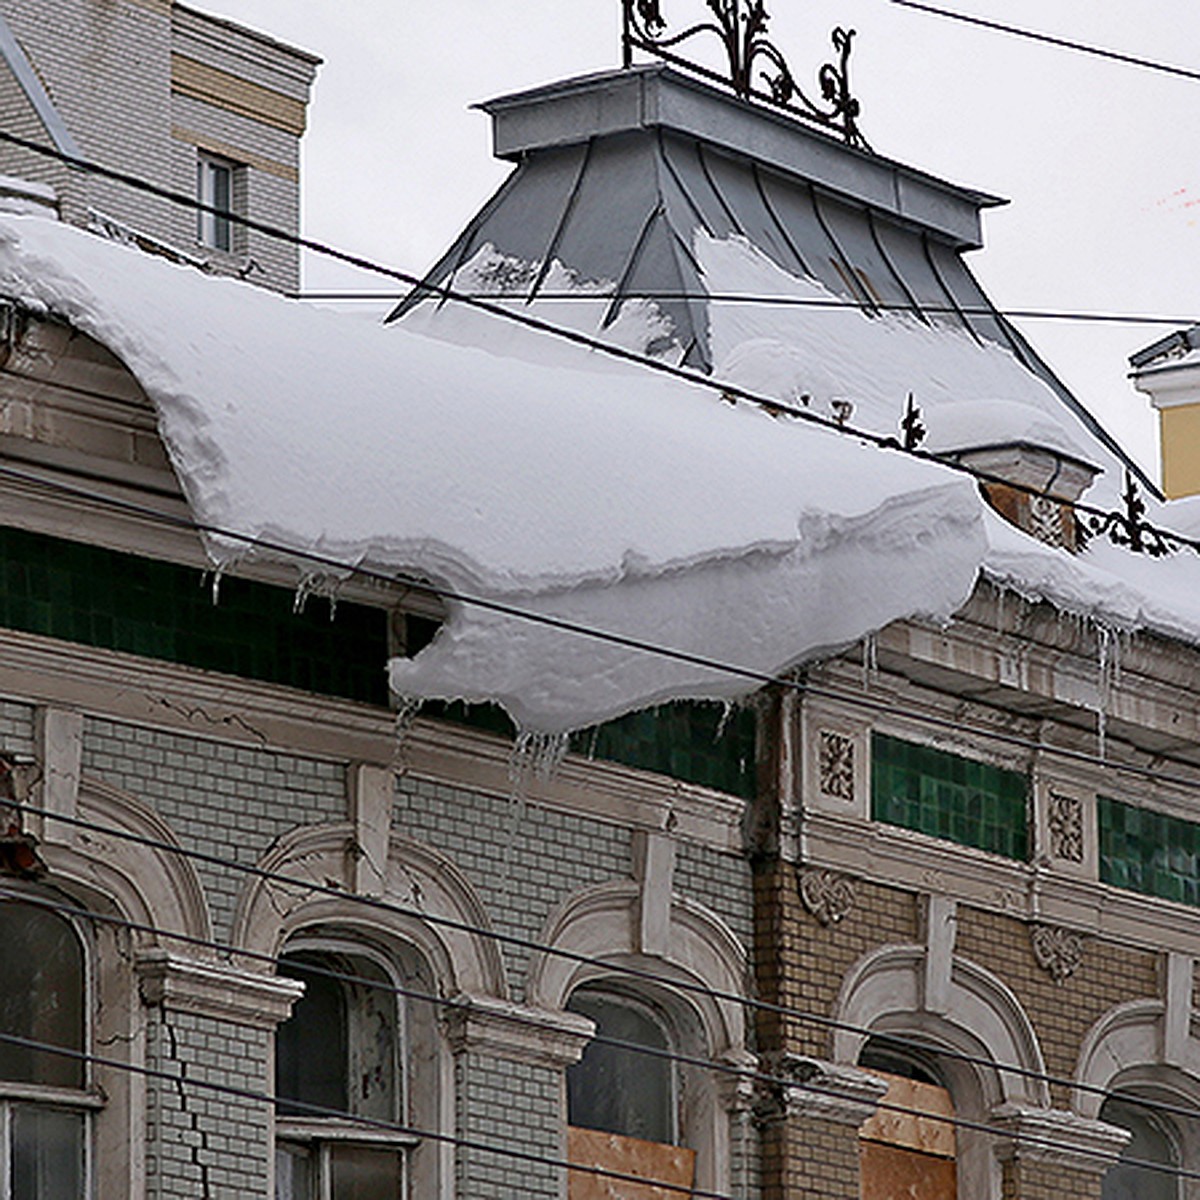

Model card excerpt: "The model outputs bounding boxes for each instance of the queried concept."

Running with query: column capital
[991,1103,1130,1173]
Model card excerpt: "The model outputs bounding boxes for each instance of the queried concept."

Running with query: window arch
[0,895,90,1198]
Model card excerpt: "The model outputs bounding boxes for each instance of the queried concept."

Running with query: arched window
[858,1040,958,1200]
[274,944,410,1200]
[1100,1097,1179,1200]
[566,988,695,1198]
[0,897,89,1198]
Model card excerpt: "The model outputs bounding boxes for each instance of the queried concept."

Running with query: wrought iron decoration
[623,0,869,149]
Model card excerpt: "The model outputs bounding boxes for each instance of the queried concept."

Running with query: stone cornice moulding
[442,993,594,1068]
[767,1055,889,1127]
[0,630,746,850]
[990,1103,1129,1173]
[135,949,303,1029]
[801,809,1200,957]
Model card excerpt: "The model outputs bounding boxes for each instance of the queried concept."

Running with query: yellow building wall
[1161,402,1200,498]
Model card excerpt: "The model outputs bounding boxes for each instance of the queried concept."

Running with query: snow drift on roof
[0,214,991,731]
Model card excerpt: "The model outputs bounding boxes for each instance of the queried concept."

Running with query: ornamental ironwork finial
[622,0,870,150]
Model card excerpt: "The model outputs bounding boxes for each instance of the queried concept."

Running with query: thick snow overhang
[0,213,999,734]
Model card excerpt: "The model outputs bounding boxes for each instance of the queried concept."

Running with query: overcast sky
[205,0,1200,479]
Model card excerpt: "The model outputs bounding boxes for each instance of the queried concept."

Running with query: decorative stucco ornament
[1030,924,1084,983]
[799,869,856,926]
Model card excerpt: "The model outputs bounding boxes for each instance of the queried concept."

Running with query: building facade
[0,0,318,292]
[1,4,1200,1200]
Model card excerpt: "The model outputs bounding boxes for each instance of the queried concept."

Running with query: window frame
[0,894,99,1200]
[273,936,415,1200]
[195,151,237,254]
[566,987,681,1146]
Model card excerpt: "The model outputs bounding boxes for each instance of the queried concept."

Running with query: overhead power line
[888,0,1200,83]
[3,861,1199,1180]
[6,795,1197,1139]
[297,290,1200,329]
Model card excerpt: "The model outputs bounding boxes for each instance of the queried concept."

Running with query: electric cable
[2,446,1200,809]
[0,898,1194,1186]
[6,880,1200,1142]
[0,123,1176,509]
[6,794,1197,1145]
[0,1030,727,1199]
[887,0,1200,83]
[296,290,1200,329]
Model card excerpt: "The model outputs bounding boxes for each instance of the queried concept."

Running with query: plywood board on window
[859,1071,956,1158]
[568,1126,696,1199]
[859,1141,957,1200]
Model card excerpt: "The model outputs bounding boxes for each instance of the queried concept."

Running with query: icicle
[509,730,570,786]
[861,632,878,689]
[714,700,735,742]
[293,576,314,615]
[391,696,423,756]
[209,566,225,606]
[1093,623,1119,763]
[327,592,339,622]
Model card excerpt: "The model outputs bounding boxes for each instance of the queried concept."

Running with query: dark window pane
[277,956,349,1116]
[12,1106,85,1198]
[330,1144,402,1200]
[567,993,673,1145]
[1101,1098,1178,1200]
[0,901,84,1088]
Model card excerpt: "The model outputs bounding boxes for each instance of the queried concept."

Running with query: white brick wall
[146,1006,271,1200]
[456,1053,563,1199]
[0,696,34,757]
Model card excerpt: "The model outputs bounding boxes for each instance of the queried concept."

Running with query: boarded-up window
[566,991,696,1199]
[859,1071,957,1200]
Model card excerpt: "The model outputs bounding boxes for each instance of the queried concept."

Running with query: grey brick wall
[81,716,345,939]
[0,696,33,757]
[145,1005,271,1200]
[455,1052,563,1199]
[675,834,754,952]
[395,775,630,999]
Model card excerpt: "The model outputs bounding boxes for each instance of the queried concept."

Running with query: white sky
[205,0,1200,481]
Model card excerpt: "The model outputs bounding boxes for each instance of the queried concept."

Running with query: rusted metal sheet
[568,1126,696,1199]
[859,1141,957,1200]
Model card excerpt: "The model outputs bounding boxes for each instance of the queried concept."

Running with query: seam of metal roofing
[478,64,1004,250]
[0,12,81,160]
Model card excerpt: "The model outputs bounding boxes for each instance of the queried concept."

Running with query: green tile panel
[0,525,389,705]
[871,733,1029,861]
[430,700,757,800]
[1099,796,1200,906]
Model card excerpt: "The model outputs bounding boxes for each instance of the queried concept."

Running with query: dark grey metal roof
[388,64,1155,495]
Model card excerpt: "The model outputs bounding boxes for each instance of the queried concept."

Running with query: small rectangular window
[196,153,235,252]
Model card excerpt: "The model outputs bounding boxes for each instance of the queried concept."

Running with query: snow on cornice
[0,215,998,732]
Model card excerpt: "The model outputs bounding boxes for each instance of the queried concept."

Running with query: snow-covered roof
[389,65,1153,501]
[0,214,1197,735]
